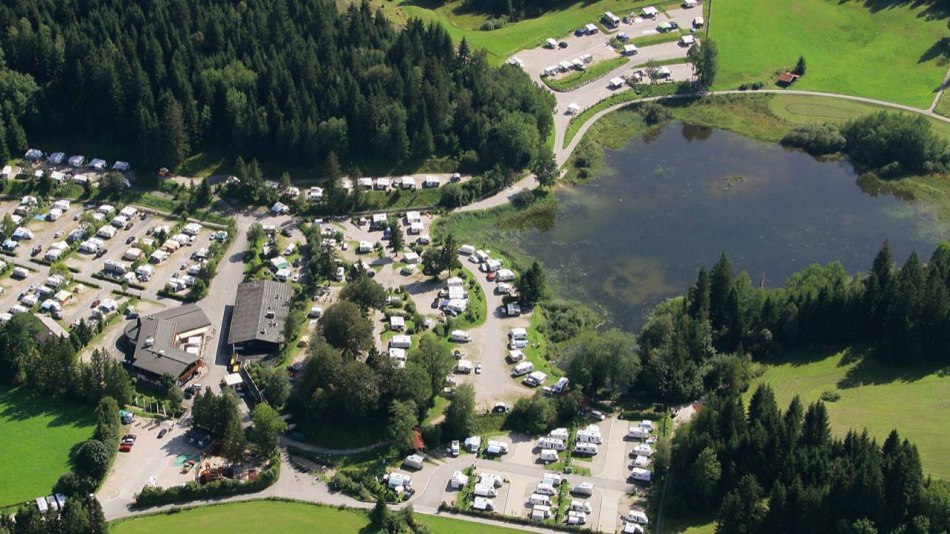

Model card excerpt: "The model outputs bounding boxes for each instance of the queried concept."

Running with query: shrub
[820,389,842,402]
[639,102,672,126]
[135,453,280,507]
[781,124,846,156]
[74,439,111,480]
[840,112,949,176]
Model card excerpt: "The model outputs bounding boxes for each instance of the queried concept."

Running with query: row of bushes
[329,468,398,503]
[134,452,281,507]
[436,503,593,533]
[54,397,121,497]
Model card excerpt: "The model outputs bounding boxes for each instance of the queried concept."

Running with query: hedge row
[134,452,280,507]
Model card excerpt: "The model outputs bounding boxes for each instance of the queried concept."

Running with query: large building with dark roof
[124,304,211,384]
[228,280,293,357]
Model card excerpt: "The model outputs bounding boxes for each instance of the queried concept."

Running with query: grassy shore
[708,0,950,107]
[110,499,527,534]
[0,388,95,506]
[747,348,950,479]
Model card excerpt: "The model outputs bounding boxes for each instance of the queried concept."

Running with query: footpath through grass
[709,0,950,107]
[0,388,95,506]
[110,499,527,534]
[748,348,950,479]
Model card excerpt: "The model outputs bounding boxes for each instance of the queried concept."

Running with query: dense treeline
[638,242,950,402]
[667,385,950,533]
[782,112,949,177]
[0,314,134,406]
[0,494,108,534]
[460,0,573,22]
[0,0,553,172]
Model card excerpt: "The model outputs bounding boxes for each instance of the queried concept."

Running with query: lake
[518,123,948,331]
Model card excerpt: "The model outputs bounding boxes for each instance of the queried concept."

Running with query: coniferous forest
[637,241,950,402]
[0,0,554,171]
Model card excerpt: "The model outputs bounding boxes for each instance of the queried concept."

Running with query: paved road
[930,66,950,113]
[456,255,533,407]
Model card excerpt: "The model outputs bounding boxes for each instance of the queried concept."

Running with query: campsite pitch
[0,388,95,506]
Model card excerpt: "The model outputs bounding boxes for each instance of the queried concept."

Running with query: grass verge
[544,57,629,92]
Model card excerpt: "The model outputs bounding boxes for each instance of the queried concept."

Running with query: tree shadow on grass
[838,0,950,21]
[919,37,950,66]
[0,388,94,428]
[836,351,948,389]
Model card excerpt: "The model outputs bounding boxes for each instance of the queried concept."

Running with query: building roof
[126,304,211,378]
[35,314,69,342]
[227,280,294,346]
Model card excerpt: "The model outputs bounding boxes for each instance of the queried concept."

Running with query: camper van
[479,472,503,488]
[575,443,599,456]
[577,426,603,444]
[572,482,594,496]
[472,497,494,512]
[456,359,474,374]
[632,444,655,457]
[459,245,476,255]
[627,510,649,525]
[537,437,566,451]
[512,362,534,377]
[549,428,569,440]
[551,377,570,394]
[450,330,471,342]
[529,493,553,507]
[539,449,559,463]
[403,454,425,470]
[630,468,652,483]
[530,505,552,521]
[570,500,593,514]
[509,327,528,340]
[628,426,651,439]
[496,269,515,282]
[567,511,588,525]
[507,349,524,363]
[473,484,497,498]
[535,483,557,496]
[523,371,547,387]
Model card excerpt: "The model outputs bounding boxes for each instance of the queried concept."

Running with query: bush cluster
[780,124,846,155]
[134,452,280,507]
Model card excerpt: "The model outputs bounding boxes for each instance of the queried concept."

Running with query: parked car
[122,434,137,441]
[95,248,107,258]
[451,440,460,457]
[126,236,135,244]
[590,410,607,421]
[475,363,482,374]
[119,443,132,452]
[492,403,510,414]
[558,41,568,48]
[158,428,168,438]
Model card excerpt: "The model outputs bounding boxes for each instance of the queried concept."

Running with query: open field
[748,348,950,479]
[110,499,527,534]
[0,388,95,506]
[709,0,950,107]
[400,0,681,63]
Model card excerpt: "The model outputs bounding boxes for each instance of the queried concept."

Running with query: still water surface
[519,123,946,330]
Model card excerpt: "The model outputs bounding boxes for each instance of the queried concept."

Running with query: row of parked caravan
[627,420,657,484]
[536,423,604,464]
[451,469,505,513]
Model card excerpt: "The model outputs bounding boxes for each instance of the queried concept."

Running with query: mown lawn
[111,500,527,534]
[709,0,950,107]
[0,388,95,506]
[748,348,950,479]
[937,93,950,119]
[768,94,950,143]
[401,0,682,64]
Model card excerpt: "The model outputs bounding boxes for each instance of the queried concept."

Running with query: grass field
[401,0,681,63]
[110,500,527,534]
[709,0,950,108]
[768,94,950,142]
[0,388,95,506]
[937,93,950,118]
[748,348,950,479]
